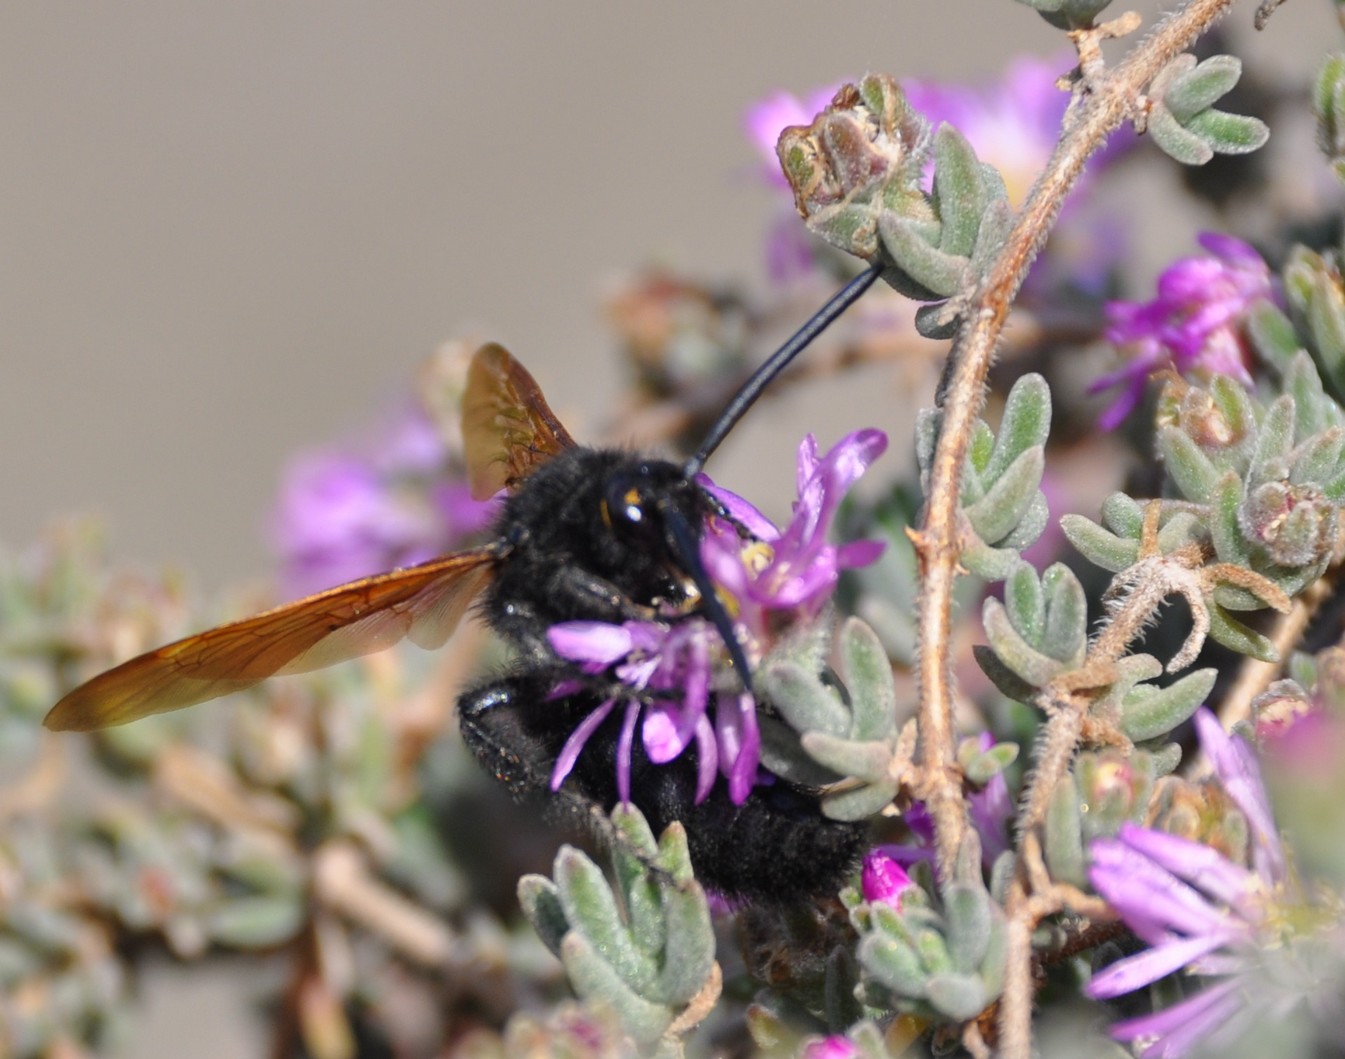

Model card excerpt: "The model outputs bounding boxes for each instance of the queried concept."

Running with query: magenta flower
[546,430,887,807]
[1091,233,1275,429]
[1083,709,1344,1057]
[271,404,497,598]
[861,848,915,909]
[801,1037,859,1059]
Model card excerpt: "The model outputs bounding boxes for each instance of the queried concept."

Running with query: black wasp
[45,266,883,903]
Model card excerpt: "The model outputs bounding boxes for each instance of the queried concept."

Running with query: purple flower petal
[551,699,617,791]
[615,700,640,805]
[548,621,636,670]
[1087,932,1230,999]
[1108,978,1242,1058]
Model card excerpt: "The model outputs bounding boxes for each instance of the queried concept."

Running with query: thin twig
[915,0,1238,889]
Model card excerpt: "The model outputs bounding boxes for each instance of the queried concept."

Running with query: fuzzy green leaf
[1208,606,1279,661]
[1163,55,1243,123]
[1062,514,1139,571]
[1120,668,1217,741]
[1041,564,1088,666]
[654,882,713,1004]
[925,972,990,1021]
[986,373,1052,482]
[878,214,968,298]
[860,932,927,998]
[1004,561,1045,646]
[838,617,898,742]
[801,732,893,782]
[983,598,1064,687]
[758,661,850,738]
[1247,302,1304,373]
[556,848,656,993]
[561,933,672,1047]
[1043,775,1086,887]
[823,781,899,822]
[965,447,1045,545]
[1101,492,1144,539]
[943,885,992,974]
[931,124,986,258]
[973,644,1041,705]
[1159,425,1221,500]
[1185,108,1269,155]
[1149,104,1214,165]
[518,874,569,957]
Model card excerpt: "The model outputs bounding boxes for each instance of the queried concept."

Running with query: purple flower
[906,55,1065,209]
[271,404,497,598]
[801,1037,859,1059]
[545,431,887,807]
[1084,709,1326,1057]
[861,848,915,909]
[1092,233,1275,429]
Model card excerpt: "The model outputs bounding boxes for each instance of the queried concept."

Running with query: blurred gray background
[4,0,1325,592]
[0,3,1332,1055]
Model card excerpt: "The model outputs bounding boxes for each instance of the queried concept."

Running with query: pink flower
[1091,233,1275,429]
[1084,710,1326,1058]
[546,431,887,806]
[271,405,498,598]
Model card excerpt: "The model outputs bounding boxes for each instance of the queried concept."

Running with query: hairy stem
[913,0,1237,888]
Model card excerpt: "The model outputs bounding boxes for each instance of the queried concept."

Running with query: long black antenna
[683,261,883,476]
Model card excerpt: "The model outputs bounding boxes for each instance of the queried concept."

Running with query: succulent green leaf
[973,644,1042,705]
[943,885,992,974]
[801,732,892,782]
[1291,427,1345,486]
[1159,425,1221,500]
[877,214,969,298]
[1062,514,1139,571]
[758,661,850,738]
[1251,395,1297,482]
[1208,605,1279,662]
[1154,510,1206,553]
[962,538,1026,582]
[924,972,990,1021]
[987,374,1052,481]
[1149,104,1214,165]
[837,617,898,742]
[518,874,570,957]
[859,932,928,998]
[823,781,899,822]
[1101,492,1144,539]
[1120,668,1217,741]
[1162,55,1243,123]
[983,598,1064,687]
[1004,561,1045,645]
[1247,302,1304,373]
[560,933,672,1047]
[1043,775,1086,887]
[654,884,714,1005]
[963,741,1019,786]
[206,895,304,948]
[1208,474,1251,566]
[965,447,1046,545]
[556,848,656,993]
[999,490,1050,551]
[931,124,986,258]
[1041,563,1088,665]
[1185,108,1270,155]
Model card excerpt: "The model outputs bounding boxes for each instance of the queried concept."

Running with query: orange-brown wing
[44,547,500,732]
[462,342,578,500]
